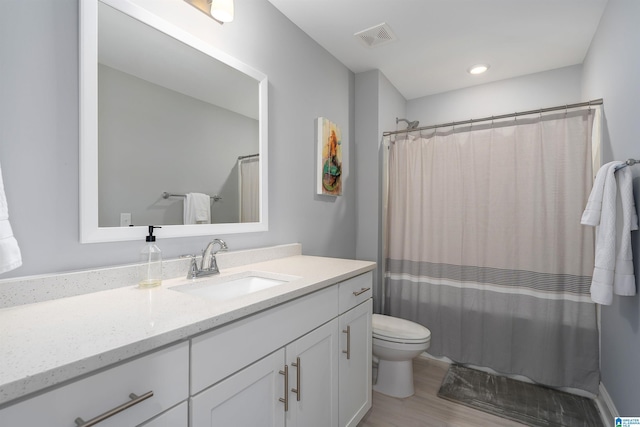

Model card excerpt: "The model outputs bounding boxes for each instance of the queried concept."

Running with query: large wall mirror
[80,0,268,243]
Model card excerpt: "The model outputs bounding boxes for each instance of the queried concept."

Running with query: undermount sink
[169,272,300,302]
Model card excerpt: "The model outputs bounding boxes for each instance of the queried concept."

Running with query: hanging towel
[581,160,619,226]
[613,166,638,296]
[184,193,210,224]
[581,161,638,305]
[0,161,22,274]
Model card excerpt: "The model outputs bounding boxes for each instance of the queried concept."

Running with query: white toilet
[372,314,431,398]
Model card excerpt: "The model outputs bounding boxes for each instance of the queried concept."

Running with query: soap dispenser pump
[139,225,162,288]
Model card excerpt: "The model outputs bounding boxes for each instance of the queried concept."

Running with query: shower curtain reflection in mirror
[239,156,259,222]
[384,110,600,393]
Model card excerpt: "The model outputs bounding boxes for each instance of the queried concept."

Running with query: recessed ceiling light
[468,64,490,75]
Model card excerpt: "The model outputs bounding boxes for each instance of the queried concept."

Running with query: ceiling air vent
[354,23,397,48]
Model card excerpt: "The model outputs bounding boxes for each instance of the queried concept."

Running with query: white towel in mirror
[0,161,22,274]
[184,193,211,224]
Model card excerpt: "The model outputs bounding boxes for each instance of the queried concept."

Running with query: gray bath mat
[437,364,603,427]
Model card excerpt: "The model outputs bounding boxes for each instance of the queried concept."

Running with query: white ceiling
[267,0,608,100]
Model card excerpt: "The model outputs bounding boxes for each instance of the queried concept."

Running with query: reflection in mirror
[80,0,268,242]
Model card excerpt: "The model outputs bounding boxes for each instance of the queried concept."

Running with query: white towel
[613,166,637,296]
[0,161,22,275]
[591,163,619,304]
[582,161,638,305]
[184,193,210,224]
[581,160,619,226]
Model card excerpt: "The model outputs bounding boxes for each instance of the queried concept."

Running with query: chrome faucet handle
[180,254,199,279]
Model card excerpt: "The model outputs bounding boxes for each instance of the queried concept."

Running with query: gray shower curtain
[384,110,599,393]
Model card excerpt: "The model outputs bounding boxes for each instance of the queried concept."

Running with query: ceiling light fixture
[183,0,234,24]
[210,0,234,23]
[468,64,490,75]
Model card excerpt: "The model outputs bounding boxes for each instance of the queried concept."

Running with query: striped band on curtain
[386,260,593,302]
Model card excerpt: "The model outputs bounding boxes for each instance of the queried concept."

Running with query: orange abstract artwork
[317,117,342,196]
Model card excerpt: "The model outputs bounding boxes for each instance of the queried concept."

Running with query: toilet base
[373,359,415,398]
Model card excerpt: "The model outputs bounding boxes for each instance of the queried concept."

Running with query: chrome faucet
[186,238,228,279]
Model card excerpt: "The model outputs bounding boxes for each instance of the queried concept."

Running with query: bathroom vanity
[0,245,374,426]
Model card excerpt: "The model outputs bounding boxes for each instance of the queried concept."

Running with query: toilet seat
[372,314,431,344]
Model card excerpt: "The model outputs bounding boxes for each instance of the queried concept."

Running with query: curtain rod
[382,98,603,137]
[238,153,259,160]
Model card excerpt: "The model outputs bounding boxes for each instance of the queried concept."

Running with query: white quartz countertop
[0,255,375,406]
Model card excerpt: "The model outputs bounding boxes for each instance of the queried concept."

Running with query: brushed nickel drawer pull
[279,365,289,412]
[74,391,153,427]
[342,325,351,359]
[352,287,370,296]
[291,357,301,401]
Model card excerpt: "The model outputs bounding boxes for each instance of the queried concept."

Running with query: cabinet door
[190,349,286,427]
[285,319,339,427]
[339,299,372,427]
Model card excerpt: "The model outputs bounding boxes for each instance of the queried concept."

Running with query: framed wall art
[316,117,342,196]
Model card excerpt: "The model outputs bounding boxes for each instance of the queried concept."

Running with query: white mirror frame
[80,0,268,243]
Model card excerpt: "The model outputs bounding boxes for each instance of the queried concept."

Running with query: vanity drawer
[191,285,339,394]
[338,272,373,314]
[0,342,189,427]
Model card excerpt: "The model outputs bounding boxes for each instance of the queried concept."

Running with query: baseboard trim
[596,382,618,424]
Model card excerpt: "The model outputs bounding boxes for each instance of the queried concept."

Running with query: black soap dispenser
[139,225,162,288]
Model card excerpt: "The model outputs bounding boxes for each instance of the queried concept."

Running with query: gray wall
[355,70,406,313]
[407,65,584,123]
[582,0,640,415]
[0,0,356,278]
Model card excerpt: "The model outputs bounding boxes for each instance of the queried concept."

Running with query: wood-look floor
[358,357,528,427]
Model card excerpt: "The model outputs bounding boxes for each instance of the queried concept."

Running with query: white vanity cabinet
[0,341,189,427]
[0,268,373,427]
[189,285,339,395]
[192,320,340,427]
[339,300,372,427]
[337,273,373,427]
[285,319,340,426]
[191,348,287,426]
[190,271,372,427]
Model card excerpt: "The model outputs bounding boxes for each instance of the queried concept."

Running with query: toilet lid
[372,314,431,342]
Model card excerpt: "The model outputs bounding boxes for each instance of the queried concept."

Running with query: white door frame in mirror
[80,0,268,243]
